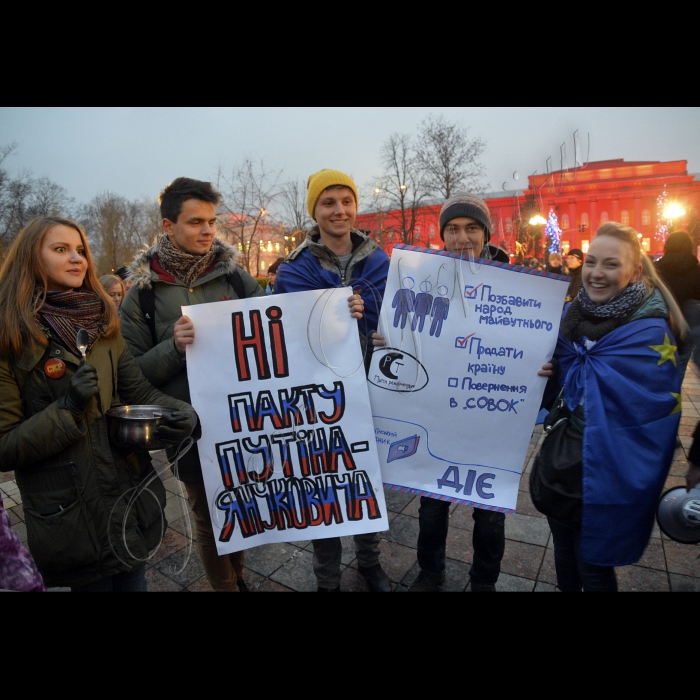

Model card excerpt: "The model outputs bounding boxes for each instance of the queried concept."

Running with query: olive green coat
[120,239,265,482]
[0,333,193,588]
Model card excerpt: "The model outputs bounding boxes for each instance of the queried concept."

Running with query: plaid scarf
[156,234,217,287]
[561,281,648,343]
[36,289,104,356]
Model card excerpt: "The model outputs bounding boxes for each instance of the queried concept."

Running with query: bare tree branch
[0,143,76,262]
[216,158,284,274]
[415,114,489,199]
[278,179,312,254]
[80,192,155,274]
[373,133,432,246]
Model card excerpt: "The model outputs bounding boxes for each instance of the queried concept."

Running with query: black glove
[156,410,198,445]
[58,363,99,421]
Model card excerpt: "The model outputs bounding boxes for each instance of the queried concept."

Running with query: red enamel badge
[44,358,67,379]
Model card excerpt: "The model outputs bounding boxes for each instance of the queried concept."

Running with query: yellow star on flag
[670,392,682,415]
[649,333,678,367]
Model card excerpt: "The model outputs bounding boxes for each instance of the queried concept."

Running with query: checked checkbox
[464,283,483,299]
[455,333,475,348]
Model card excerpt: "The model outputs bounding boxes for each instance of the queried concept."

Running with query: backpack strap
[226,268,246,300]
[138,284,158,347]
[137,268,247,349]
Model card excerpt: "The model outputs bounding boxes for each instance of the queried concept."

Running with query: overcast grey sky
[1,107,698,208]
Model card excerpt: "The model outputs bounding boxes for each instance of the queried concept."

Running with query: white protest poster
[368,245,569,513]
[183,288,389,554]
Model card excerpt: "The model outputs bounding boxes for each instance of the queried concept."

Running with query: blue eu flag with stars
[554,316,681,567]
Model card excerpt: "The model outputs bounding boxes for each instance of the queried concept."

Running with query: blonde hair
[595,222,687,340]
[99,274,125,295]
[0,217,120,359]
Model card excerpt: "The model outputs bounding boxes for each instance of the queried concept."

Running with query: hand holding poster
[183,288,389,554]
[368,246,569,513]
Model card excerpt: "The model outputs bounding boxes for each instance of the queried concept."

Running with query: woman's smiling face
[582,235,642,305]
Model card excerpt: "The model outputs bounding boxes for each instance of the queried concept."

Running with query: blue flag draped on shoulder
[555,315,681,567]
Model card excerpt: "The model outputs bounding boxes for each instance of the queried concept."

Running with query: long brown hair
[0,217,120,359]
[594,222,687,340]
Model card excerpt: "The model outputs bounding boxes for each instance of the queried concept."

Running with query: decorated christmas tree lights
[656,190,668,245]
[545,208,562,254]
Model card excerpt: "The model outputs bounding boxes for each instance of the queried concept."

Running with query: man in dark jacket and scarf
[120,177,266,592]
[408,192,509,593]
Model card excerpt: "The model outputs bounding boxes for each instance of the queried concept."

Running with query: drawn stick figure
[430,291,450,337]
[392,281,415,329]
[412,291,433,332]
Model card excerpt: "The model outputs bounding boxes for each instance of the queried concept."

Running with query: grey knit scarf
[560,281,648,343]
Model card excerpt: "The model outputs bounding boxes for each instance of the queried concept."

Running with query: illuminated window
[581,240,590,253]
[642,209,651,225]
[261,260,266,270]
[621,210,629,226]
[259,240,264,249]
[506,218,513,232]
[600,211,609,224]
[267,241,272,252]
[642,238,651,251]
[561,214,570,230]
[580,213,589,230]
[429,225,435,238]
[275,242,280,252]
[237,243,242,252]
[415,226,421,236]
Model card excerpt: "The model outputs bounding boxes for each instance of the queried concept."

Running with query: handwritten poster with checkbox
[368,246,569,513]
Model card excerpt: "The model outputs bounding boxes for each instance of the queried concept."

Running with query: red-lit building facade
[355,159,700,259]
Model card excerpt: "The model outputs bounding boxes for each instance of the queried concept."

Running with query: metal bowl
[106,405,175,451]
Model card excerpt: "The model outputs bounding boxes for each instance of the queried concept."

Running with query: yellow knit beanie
[306,169,359,220]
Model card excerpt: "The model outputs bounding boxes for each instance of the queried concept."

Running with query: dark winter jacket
[0,332,193,588]
[565,265,582,302]
[275,227,390,336]
[120,238,265,482]
[655,252,700,310]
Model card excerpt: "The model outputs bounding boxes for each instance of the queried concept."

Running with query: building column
[634,196,642,231]
[589,198,597,237]
[612,197,620,223]
[568,200,578,249]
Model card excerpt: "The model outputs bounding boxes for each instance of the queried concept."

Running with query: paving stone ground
[3,363,700,593]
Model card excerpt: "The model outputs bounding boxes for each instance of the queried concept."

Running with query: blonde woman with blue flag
[537,222,686,592]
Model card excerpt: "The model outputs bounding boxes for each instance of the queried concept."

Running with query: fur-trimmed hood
[126,236,241,290]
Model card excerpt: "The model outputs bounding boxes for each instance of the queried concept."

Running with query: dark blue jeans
[547,517,618,592]
[679,300,700,384]
[71,565,148,592]
[417,497,505,585]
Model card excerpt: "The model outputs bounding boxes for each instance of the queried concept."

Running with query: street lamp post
[374,187,386,250]
[528,214,547,263]
[663,202,686,234]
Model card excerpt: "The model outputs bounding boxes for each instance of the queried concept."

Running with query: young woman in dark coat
[655,230,700,382]
[0,217,198,591]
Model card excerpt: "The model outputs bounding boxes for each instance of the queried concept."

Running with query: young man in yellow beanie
[276,169,391,592]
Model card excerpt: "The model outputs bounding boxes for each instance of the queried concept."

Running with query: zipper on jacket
[108,349,116,399]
